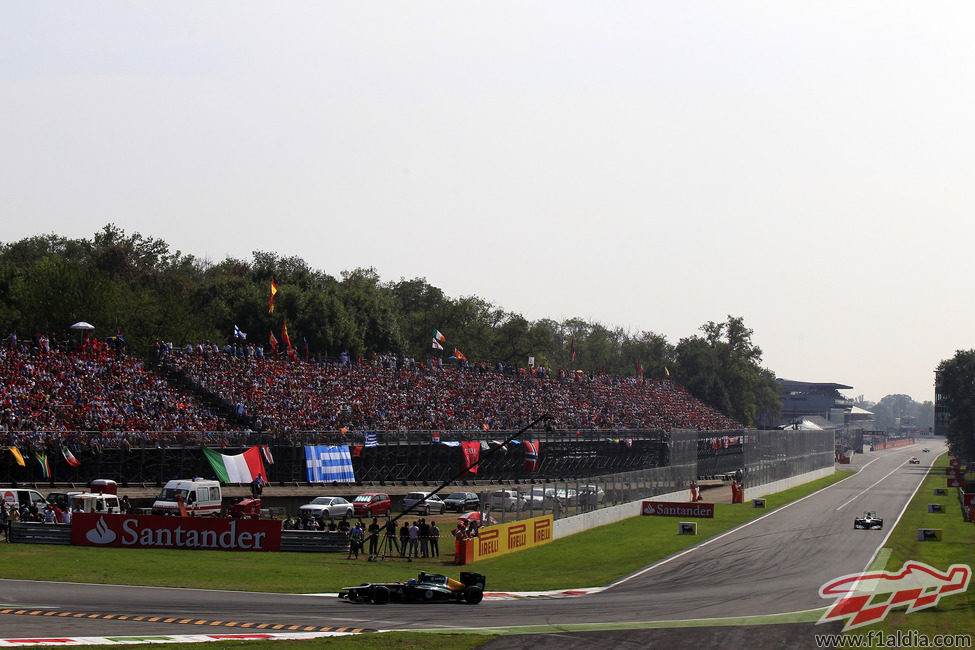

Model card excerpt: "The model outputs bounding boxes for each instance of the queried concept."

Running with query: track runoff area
[0,442,957,647]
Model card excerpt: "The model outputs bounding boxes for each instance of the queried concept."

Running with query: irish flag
[203,446,266,483]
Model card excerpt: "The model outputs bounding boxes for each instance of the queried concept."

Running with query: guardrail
[9,521,71,544]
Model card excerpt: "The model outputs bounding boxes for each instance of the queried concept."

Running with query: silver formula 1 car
[339,571,485,605]
[854,511,884,530]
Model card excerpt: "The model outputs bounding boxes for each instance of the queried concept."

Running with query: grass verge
[843,451,975,645]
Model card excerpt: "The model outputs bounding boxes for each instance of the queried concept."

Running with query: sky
[2,3,973,404]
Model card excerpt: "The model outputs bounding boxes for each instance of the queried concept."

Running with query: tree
[935,351,975,459]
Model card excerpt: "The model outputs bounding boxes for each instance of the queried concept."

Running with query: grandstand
[1,338,745,483]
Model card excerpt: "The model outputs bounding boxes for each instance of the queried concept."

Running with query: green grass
[0,471,859,650]
[0,472,852,593]
[844,451,975,645]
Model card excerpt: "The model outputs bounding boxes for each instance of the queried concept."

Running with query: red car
[353,492,392,517]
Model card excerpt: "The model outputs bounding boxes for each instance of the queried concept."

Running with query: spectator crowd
[1,332,741,449]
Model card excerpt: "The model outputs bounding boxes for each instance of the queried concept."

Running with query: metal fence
[741,429,835,489]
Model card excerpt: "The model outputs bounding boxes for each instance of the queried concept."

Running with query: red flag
[269,331,279,354]
[637,360,643,380]
[454,348,467,362]
[269,277,278,314]
[461,441,480,474]
[570,336,576,362]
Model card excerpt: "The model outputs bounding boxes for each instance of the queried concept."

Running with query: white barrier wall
[553,489,687,539]
[552,466,834,539]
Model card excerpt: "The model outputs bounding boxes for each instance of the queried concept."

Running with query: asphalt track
[0,440,946,648]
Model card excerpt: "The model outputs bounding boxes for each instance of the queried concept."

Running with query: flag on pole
[524,441,540,472]
[233,325,247,340]
[454,349,467,362]
[203,446,267,483]
[281,319,292,351]
[269,277,278,314]
[269,331,278,354]
[305,445,355,482]
[35,452,50,479]
[8,447,25,467]
[432,338,443,350]
[433,329,446,343]
[62,445,80,468]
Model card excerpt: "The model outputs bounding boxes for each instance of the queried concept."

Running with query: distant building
[773,379,867,429]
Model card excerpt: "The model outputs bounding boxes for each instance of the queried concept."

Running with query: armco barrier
[10,522,72,545]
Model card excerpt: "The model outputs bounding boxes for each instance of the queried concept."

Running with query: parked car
[401,492,446,515]
[487,489,526,512]
[525,487,550,508]
[353,493,392,517]
[299,496,355,521]
[443,492,480,512]
[555,488,578,506]
[579,485,606,504]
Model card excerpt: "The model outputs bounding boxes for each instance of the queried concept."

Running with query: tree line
[0,224,781,427]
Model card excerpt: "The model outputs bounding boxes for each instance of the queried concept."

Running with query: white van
[2,488,47,511]
[69,493,122,514]
[152,478,222,517]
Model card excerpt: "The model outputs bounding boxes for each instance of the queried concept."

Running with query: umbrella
[70,322,95,330]
[457,512,496,525]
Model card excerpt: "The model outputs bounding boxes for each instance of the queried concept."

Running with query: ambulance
[151,478,223,516]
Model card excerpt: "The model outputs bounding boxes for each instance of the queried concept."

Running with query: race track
[0,441,945,646]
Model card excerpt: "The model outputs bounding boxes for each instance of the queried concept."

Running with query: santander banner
[71,513,282,551]
[642,501,715,518]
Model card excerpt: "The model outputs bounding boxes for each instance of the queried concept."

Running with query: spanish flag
[8,447,25,467]
[269,277,278,314]
[281,319,292,351]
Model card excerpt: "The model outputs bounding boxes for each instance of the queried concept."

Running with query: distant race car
[854,511,884,530]
[909,457,921,464]
[922,448,931,453]
[339,571,485,605]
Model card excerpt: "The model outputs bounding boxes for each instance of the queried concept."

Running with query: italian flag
[203,446,266,483]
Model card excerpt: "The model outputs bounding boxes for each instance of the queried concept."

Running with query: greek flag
[364,432,379,448]
[305,445,355,483]
[233,325,247,340]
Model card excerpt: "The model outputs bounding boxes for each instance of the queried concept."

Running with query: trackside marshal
[642,501,714,518]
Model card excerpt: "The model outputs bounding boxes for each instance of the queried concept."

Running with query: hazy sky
[3,3,972,404]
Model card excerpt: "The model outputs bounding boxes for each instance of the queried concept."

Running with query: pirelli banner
[642,501,715,518]
[472,515,554,561]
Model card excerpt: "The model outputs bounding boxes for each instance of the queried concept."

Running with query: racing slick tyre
[371,586,390,605]
[464,586,483,604]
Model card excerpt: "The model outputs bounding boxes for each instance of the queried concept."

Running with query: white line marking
[835,461,908,511]
[607,465,865,589]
